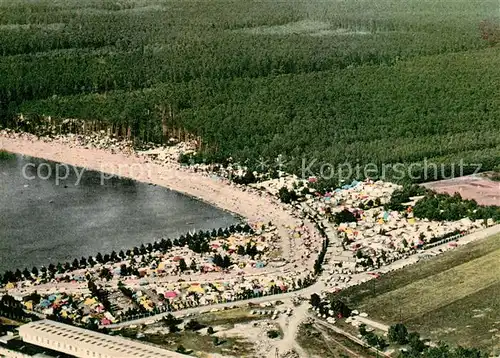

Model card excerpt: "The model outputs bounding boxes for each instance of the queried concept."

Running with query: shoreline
[0,132,322,269]
[0,136,271,221]
[3,148,245,222]
[3,131,500,354]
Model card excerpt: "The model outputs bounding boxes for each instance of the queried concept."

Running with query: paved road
[103,223,500,329]
[106,281,324,329]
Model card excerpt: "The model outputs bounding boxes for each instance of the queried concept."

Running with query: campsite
[1,0,500,357]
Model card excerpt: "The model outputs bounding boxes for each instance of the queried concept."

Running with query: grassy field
[338,234,500,354]
[140,331,254,357]
[297,322,376,358]
[117,320,255,357]
[196,307,266,327]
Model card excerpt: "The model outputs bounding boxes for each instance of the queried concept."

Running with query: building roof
[1,338,75,358]
[18,320,185,358]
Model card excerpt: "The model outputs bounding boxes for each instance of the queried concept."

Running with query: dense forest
[1,0,499,184]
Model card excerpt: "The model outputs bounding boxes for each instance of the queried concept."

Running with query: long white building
[18,320,186,358]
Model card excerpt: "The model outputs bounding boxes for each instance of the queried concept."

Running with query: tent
[188,285,205,294]
[24,301,33,310]
[101,318,112,326]
[39,299,51,308]
[164,291,177,298]
[84,297,97,306]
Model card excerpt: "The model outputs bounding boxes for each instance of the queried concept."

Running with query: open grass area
[116,323,254,357]
[298,323,375,358]
[0,316,22,326]
[196,307,265,328]
[408,282,500,354]
[142,331,254,357]
[338,234,500,354]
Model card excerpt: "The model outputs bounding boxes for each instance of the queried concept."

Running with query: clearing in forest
[236,19,373,36]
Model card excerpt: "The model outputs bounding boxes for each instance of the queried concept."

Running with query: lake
[0,153,240,273]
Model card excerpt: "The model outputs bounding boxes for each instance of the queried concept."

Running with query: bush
[233,170,257,185]
[278,187,298,204]
[185,320,206,331]
[408,332,425,353]
[377,337,388,350]
[359,323,367,336]
[0,150,14,160]
[310,293,321,308]
[388,323,408,345]
[364,332,379,347]
[267,330,280,339]
[333,209,357,225]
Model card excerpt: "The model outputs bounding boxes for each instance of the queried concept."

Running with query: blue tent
[40,299,51,308]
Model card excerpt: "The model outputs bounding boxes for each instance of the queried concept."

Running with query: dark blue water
[0,153,240,272]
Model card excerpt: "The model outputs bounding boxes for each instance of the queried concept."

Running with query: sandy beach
[0,134,321,269]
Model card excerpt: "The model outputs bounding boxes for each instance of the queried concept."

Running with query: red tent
[164,291,177,298]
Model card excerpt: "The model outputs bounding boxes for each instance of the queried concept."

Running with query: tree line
[387,185,500,222]
[12,44,500,187]
[0,223,253,285]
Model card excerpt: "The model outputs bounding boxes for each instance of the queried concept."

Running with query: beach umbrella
[101,318,112,326]
[188,285,205,294]
[84,297,96,306]
[165,291,177,298]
